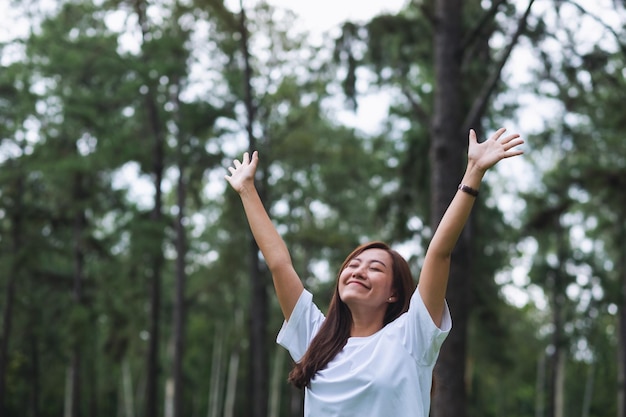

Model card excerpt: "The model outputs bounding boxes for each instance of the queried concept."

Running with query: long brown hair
[288,241,416,389]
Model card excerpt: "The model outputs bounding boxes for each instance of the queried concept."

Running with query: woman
[225,128,524,416]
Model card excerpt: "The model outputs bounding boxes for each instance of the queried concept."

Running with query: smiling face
[338,248,397,313]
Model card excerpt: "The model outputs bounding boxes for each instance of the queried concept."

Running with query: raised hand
[225,151,259,194]
[467,128,524,173]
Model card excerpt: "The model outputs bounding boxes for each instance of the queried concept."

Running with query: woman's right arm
[225,151,304,320]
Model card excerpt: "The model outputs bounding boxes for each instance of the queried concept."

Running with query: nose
[351,264,366,278]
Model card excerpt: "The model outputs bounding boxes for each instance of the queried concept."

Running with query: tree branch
[462,0,507,53]
[564,0,626,58]
[401,84,430,127]
[462,0,536,133]
[414,0,436,26]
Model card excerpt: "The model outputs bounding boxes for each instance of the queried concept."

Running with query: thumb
[468,129,478,145]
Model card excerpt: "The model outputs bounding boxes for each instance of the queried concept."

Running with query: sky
[231,0,407,32]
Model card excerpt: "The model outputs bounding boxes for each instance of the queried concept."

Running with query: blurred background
[0,0,625,416]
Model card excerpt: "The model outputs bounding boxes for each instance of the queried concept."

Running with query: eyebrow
[353,257,387,268]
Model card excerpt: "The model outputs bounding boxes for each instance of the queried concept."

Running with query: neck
[349,307,385,337]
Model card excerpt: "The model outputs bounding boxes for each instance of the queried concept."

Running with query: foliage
[0,0,624,416]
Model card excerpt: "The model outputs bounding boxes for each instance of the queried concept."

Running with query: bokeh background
[0,1,625,416]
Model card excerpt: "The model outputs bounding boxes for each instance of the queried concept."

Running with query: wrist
[458,183,479,197]
[238,182,257,199]
[461,162,486,188]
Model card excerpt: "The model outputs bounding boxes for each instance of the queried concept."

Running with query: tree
[0,50,39,414]
[21,4,143,415]
[332,1,537,415]
[4,0,624,415]
[520,2,626,414]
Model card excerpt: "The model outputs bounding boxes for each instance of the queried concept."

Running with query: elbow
[428,250,452,263]
[426,239,455,261]
[266,257,293,274]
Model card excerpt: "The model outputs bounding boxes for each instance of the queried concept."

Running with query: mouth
[346,281,370,289]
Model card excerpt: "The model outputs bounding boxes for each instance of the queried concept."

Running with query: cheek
[338,268,351,281]
[375,275,394,292]
[337,270,349,289]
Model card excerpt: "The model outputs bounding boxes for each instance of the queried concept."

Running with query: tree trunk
[617,298,626,417]
[164,378,174,417]
[548,285,562,417]
[269,346,286,417]
[618,223,626,417]
[548,295,567,417]
[123,359,136,417]
[0,265,15,416]
[581,361,594,417]
[67,353,81,417]
[172,82,187,417]
[207,327,224,417]
[535,352,546,417]
[145,107,164,417]
[68,175,87,417]
[0,173,22,414]
[289,386,303,417]
[548,222,568,417]
[238,3,269,417]
[247,243,268,417]
[132,1,166,414]
[88,338,98,417]
[554,346,566,417]
[430,1,467,416]
[29,332,41,417]
[223,343,241,417]
[207,324,224,417]
[65,365,74,417]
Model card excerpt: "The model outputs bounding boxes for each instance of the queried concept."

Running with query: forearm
[238,184,305,319]
[418,163,484,325]
[239,185,291,270]
[418,128,523,325]
[226,151,304,319]
[428,161,484,257]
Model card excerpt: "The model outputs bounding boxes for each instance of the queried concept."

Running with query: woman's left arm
[417,128,524,327]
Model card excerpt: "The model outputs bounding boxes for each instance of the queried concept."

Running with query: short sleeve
[392,289,452,366]
[276,290,325,362]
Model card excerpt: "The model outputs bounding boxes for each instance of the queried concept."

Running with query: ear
[387,293,398,303]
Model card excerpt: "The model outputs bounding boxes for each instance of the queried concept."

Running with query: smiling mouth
[347,281,369,289]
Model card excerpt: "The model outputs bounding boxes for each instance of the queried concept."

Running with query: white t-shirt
[277,288,452,417]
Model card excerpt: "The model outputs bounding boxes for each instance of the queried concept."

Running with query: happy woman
[225,128,524,416]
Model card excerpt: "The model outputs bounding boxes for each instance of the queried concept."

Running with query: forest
[0,0,625,416]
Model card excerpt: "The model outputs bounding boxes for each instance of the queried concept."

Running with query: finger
[469,129,478,145]
[228,166,236,175]
[499,133,521,144]
[242,152,250,164]
[233,159,242,168]
[490,127,507,141]
[250,150,259,167]
[503,137,524,150]
[503,149,524,158]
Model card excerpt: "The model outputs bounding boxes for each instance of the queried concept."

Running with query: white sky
[233,0,407,32]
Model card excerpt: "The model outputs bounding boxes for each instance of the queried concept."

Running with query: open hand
[468,128,524,173]
[225,151,258,194]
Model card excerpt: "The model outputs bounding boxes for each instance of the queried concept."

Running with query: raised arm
[225,151,304,320]
[417,128,524,327]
